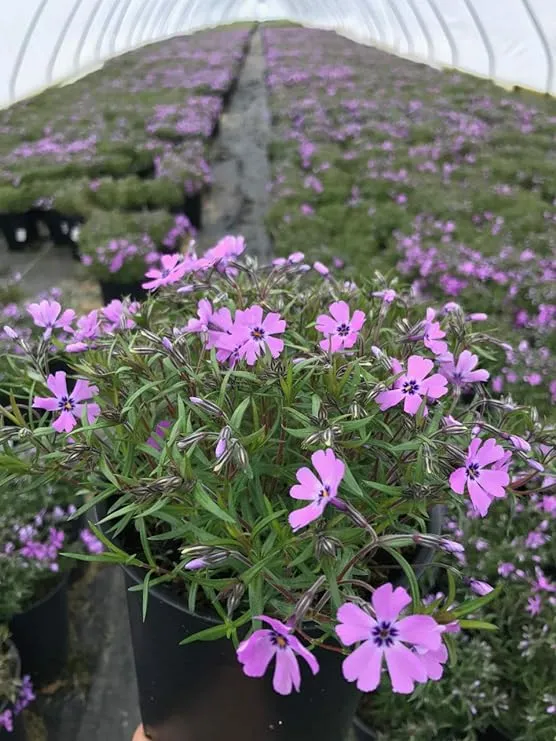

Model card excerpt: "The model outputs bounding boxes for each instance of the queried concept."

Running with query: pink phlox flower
[526,595,542,615]
[288,449,345,531]
[533,567,555,593]
[440,350,489,386]
[450,438,510,516]
[336,583,442,693]
[142,254,188,290]
[32,372,99,433]
[423,308,448,355]
[197,235,245,274]
[27,300,75,339]
[413,641,449,681]
[65,310,102,353]
[184,299,214,334]
[233,305,286,366]
[316,301,365,353]
[376,355,448,416]
[313,261,329,275]
[146,420,172,451]
[468,579,493,596]
[237,615,319,695]
[102,300,139,333]
[372,289,397,304]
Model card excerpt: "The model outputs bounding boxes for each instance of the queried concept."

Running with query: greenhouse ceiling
[1,0,555,108]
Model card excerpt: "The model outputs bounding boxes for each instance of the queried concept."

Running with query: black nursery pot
[123,565,361,741]
[0,213,31,252]
[9,574,70,688]
[99,280,148,306]
[40,210,83,259]
[352,714,376,741]
[171,192,202,230]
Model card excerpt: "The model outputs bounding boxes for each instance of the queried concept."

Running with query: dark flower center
[336,323,350,337]
[272,633,289,650]
[402,379,419,395]
[161,269,171,278]
[466,462,480,480]
[58,396,75,412]
[318,484,331,501]
[251,327,265,341]
[372,621,398,648]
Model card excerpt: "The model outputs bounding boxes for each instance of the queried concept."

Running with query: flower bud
[226,582,245,617]
[189,397,225,417]
[182,546,229,570]
[232,442,249,471]
[349,401,365,420]
[293,575,327,624]
[321,427,335,448]
[101,406,123,422]
[315,533,342,559]
[302,431,324,448]
[176,430,209,450]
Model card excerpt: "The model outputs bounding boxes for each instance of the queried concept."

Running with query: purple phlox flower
[289,448,345,531]
[336,583,443,693]
[525,530,547,549]
[185,299,213,334]
[102,300,139,332]
[440,350,489,386]
[413,642,449,681]
[80,528,104,554]
[237,615,319,695]
[372,289,397,304]
[313,261,329,276]
[65,310,102,353]
[272,251,305,267]
[32,372,100,433]
[198,235,245,273]
[233,305,286,366]
[509,434,531,453]
[146,420,172,451]
[526,595,542,615]
[27,299,75,339]
[315,301,366,352]
[422,308,448,355]
[450,438,510,516]
[376,355,448,416]
[142,254,188,290]
[468,579,493,596]
[533,567,555,593]
[0,710,13,732]
[498,562,515,577]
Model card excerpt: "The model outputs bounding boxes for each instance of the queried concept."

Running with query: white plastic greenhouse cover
[1,0,555,109]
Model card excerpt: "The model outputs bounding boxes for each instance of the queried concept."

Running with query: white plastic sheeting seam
[1,0,555,109]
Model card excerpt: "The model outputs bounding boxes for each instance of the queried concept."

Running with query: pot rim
[120,505,445,624]
[15,569,69,617]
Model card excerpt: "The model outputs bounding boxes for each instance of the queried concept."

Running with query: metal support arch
[74,0,105,69]
[9,0,48,101]
[46,0,85,85]
[463,0,495,79]
[426,0,458,68]
[387,0,416,56]
[94,0,122,62]
[126,0,150,47]
[134,0,163,46]
[162,0,187,36]
[520,0,554,93]
[108,0,134,56]
[405,0,435,62]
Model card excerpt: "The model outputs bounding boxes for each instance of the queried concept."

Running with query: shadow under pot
[0,641,27,741]
[99,280,148,306]
[123,563,361,741]
[170,192,202,230]
[9,573,70,689]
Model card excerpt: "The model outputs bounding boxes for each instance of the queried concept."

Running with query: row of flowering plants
[261,27,556,413]
[0,235,548,704]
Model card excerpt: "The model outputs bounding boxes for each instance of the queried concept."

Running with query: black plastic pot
[171,192,202,230]
[0,213,32,251]
[99,280,148,305]
[40,210,82,258]
[353,714,375,741]
[9,574,70,688]
[123,564,361,741]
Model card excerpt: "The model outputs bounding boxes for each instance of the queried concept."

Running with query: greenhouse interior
[0,1,555,740]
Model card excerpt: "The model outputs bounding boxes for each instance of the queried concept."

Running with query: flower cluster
[0,631,34,733]
[1,237,546,703]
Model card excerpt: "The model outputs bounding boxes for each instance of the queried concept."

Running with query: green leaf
[230,396,251,430]
[451,586,502,618]
[251,509,287,538]
[179,623,230,645]
[341,463,365,500]
[141,571,153,621]
[194,484,236,524]
[382,547,420,606]
[458,619,498,631]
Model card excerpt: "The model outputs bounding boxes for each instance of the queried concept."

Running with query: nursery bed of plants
[0,25,255,272]
[262,26,556,416]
